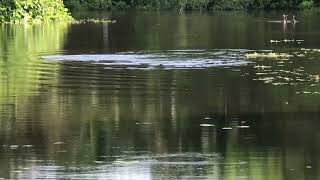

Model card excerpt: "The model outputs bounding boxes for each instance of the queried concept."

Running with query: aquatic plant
[245,52,293,59]
[0,0,72,23]
[71,18,116,24]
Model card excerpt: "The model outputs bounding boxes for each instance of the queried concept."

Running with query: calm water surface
[1,11,320,179]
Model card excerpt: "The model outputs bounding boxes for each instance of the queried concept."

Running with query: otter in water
[292,15,298,23]
[283,14,287,23]
[282,14,291,23]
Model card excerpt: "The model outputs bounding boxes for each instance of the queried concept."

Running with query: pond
[1,10,320,179]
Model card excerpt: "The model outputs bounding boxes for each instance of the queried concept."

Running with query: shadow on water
[0,11,320,179]
[67,10,320,52]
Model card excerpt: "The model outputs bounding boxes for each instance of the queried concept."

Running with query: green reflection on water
[0,23,68,97]
[1,11,320,179]
[0,22,68,151]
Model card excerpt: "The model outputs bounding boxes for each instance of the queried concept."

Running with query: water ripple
[42,50,253,69]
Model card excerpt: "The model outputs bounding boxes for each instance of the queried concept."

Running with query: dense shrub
[299,0,314,9]
[1,0,318,20]
[213,0,253,10]
[0,0,72,23]
[63,0,319,10]
[180,0,211,10]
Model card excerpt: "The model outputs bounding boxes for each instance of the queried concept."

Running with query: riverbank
[0,0,318,23]
[64,0,318,10]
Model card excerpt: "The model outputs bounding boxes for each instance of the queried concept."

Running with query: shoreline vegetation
[65,0,319,10]
[0,0,72,23]
[0,0,319,23]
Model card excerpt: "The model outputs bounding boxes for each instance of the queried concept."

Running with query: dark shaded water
[1,11,320,179]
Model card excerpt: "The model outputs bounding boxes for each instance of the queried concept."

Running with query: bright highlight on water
[42,50,253,69]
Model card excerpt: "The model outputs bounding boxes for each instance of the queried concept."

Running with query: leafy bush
[299,0,314,8]
[213,0,252,10]
[178,0,211,10]
[112,1,129,10]
[0,0,72,23]
[62,0,319,10]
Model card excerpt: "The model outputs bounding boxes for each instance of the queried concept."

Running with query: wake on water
[42,50,254,69]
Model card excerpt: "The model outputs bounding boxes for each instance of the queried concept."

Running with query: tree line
[0,0,319,23]
[64,0,319,10]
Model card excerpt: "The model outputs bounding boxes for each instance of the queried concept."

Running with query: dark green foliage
[1,0,318,22]
[213,0,253,10]
[64,0,113,10]
[63,0,319,10]
[299,0,314,9]
[0,0,72,23]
